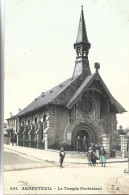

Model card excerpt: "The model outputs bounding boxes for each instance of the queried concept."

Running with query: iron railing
[18,139,45,149]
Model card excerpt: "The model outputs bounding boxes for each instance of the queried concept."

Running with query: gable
[67,73,126,114]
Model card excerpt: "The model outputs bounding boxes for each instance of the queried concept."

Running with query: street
[4,148,129,194]
[4,149,56,172]
[4,151,41,165]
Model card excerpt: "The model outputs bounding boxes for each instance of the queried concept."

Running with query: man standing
[82,136,87,152]
[76,136,81,151]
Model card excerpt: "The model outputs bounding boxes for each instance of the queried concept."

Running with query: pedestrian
[82,136,87,152]
[95,145,100,160]
[91,143,96,152]
[76,136,81,152]
[91,150,97,166]
[87,147,92,166]
[59,146,65,168]
[99,146,106,167]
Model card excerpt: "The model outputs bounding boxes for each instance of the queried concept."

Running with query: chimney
[19,108,21,113]
[10,112,13,118]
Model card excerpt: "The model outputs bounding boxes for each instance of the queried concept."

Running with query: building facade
[6,7,126,153]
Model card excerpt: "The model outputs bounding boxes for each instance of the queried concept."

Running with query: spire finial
[81,5,83,11]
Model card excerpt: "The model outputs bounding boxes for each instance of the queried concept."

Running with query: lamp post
[127,135,129,174]
[126,133,129,174]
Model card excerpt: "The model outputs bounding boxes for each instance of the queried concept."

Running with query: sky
[4,0,129,129]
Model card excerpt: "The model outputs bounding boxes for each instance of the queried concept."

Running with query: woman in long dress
[99,146,106,167]
[87,147,92,166]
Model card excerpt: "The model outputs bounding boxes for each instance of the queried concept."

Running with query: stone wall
[17,105,69,148]
[54,105,69,144]
[45,107,56,146]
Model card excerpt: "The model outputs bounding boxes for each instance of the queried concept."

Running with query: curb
[5,147,57,164]
[4,146,128,165]
[4,163,57,172]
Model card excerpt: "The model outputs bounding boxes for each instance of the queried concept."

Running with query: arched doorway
[76,130,89,140]
[71,123,98,149]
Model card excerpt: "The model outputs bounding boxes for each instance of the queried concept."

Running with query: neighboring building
[4,122,10,144]
[6,112,18,145]
[6,112,17,135]
[4,123,7,135]
[6,7,126,153]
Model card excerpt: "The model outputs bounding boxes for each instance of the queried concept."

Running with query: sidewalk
[4,144,128,164]
[4,144,87,164]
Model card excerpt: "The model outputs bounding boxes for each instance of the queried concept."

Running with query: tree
[117,125,126,135]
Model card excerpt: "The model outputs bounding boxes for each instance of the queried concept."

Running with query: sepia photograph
[3,0,129,194]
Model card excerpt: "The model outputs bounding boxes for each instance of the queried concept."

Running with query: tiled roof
[16,72,126,117]
[17,75,81,117]
[67,73,95,108]
[112,98,127,113]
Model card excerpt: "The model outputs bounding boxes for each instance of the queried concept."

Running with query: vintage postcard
[3,0,129,194]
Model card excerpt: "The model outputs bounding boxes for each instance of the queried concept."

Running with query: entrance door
[71,123,97,150]
[76,130,90,151]
[76,130,89,139]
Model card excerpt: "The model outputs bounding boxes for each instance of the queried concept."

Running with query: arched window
[43,115,47,130]
[43,115,46,122]
[28,119,30,125]
[35,117,37,124]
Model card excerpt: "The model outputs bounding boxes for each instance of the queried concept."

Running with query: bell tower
[73,6,91,78]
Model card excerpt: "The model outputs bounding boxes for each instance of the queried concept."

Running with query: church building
[7,7,126,153]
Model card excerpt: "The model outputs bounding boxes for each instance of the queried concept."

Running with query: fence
[18,139,45,149]
[11,134,17,143]
[48,138,103,151]
[47,136,124,157]
[110,136,121,151]
[18,123,45,149]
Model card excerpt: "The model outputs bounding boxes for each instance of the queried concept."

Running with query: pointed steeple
[73,6,91,79]
[75,5,89,44]
[74,6,91,58]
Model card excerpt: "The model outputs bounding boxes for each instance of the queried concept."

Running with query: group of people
[76,136,107,167]
[76,136,88,152]
[87,145,107,167]
[59,144,107,168]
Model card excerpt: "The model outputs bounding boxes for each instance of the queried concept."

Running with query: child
[59,147,65,168]
[91,150,97,166]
